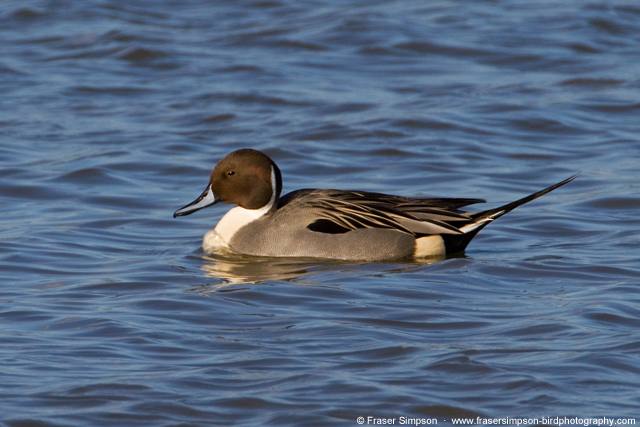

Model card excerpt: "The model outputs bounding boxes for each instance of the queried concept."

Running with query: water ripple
[2,0,640,425]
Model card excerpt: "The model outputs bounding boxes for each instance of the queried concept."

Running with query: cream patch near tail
[414,235,446,257]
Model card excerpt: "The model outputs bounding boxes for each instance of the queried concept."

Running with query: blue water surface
[1,1,640,426]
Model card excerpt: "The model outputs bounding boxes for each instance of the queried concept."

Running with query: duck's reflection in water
[193,251,448,291]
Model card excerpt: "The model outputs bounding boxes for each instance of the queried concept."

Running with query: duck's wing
[279,174,578,239]
[280,189,478,236]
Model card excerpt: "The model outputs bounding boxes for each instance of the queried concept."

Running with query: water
[1,1,640,425]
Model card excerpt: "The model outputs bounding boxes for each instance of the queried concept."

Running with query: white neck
[212,166,277,245]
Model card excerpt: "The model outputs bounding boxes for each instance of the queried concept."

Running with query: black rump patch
[307,219,350,234]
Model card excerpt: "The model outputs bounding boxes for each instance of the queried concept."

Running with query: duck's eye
[227,170,235,176]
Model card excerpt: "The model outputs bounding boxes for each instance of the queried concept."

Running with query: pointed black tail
[470,173,580,223]
[442,174,579,254]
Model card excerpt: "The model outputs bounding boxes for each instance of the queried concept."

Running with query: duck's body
[174,149,577,261]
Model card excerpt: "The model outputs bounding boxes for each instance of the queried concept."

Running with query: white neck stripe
[264,165,277,212]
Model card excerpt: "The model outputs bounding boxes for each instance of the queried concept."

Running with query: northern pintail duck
[174,149,577,261]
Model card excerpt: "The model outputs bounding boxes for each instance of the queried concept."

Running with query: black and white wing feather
[279,189,486,236]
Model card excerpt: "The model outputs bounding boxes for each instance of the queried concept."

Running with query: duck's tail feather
[442,174,579,253]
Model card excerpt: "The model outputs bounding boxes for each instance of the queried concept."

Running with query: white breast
[213,205,269,242]
[204,206,270,253]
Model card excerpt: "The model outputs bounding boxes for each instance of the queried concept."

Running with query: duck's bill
[174,185,221,218]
